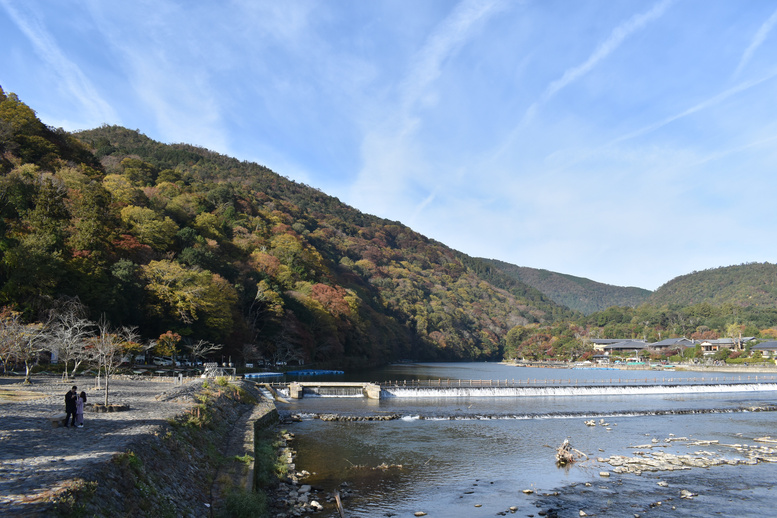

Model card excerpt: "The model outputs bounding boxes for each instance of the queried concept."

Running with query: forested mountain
[647,263,777,308]
[0,87,574,366]
[482,259,651,314]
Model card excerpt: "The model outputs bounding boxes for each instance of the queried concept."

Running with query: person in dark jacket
[64,386,78,428]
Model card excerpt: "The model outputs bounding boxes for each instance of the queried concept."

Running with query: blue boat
[286,369,344,376]
[243,372,284,379]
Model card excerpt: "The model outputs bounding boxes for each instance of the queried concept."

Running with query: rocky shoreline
[266,429,387,517]
[526,425,777,517]
[286,403,777,423]
[598,434,777,474]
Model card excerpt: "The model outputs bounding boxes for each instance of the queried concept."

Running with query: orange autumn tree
[155,330,181,359]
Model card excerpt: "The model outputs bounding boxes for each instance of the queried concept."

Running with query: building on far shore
[590,339,645,352]
[602,340,648,357]
[751,341,777,359]
[699,337,757,355]
[648,337,694,351]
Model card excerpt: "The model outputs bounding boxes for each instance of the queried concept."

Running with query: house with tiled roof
[602,340,648,354]
[589,338,641,352]
[699,337,757,355]
[648,337,694,351]
[699,338,735,355]
[751,341,777,359]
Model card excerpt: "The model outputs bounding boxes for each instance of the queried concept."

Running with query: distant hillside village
[588,337,777,364]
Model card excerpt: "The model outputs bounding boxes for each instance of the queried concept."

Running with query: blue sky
[2,0,777,291]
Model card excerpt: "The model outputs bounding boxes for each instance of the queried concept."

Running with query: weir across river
[260,374,777,400]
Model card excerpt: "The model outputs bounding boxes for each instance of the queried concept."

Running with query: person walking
[75,391,86,428]
[64,386,77,428]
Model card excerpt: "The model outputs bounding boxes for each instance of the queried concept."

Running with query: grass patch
[254,429,288,488]
[0,388,46,402]
[113,450,143,472]
[53,480,97,518]
[234,453,254,466]
[220,487,268,518]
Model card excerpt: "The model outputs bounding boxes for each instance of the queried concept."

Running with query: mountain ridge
[482,259,652,314]
[646,262,777,308]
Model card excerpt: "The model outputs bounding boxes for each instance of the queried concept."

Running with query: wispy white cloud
[399,0,506,114]
[733,7,777,78]
[607,68,777,147]
[0,0,117,126]
[536,67,777,177]
[485,0,675,170]
[352,0,506,221]
[81,0,229,151]
[523,0,674,123]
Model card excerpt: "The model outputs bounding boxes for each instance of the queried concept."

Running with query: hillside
[483,259,651,314]
[646,262,777,308]
[0,87,574,365]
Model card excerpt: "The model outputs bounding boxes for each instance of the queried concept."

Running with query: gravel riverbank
[0,375,271,516]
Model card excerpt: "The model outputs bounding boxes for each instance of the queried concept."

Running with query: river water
[274,363,777,517]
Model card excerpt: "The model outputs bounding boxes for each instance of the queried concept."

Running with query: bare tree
[187,339,223,362]
[272,331,305,366]
[242,342,261,365]
[92,317,141,406]
[0,308,13,374]
[0,310,50,384]
[48,302,95,380]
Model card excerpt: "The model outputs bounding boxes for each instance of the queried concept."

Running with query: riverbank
[0,376,277,517]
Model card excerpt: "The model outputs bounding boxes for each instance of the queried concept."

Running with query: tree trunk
[71,359,83,378]
[104,368,109,406]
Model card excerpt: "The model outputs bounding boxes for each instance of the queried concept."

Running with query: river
[273,362,777,517]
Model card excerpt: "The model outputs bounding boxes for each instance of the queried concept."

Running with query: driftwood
[556,438,588,466]
[334,489,346,518]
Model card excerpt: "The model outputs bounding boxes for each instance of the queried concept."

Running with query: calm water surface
[276,363,777,517]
